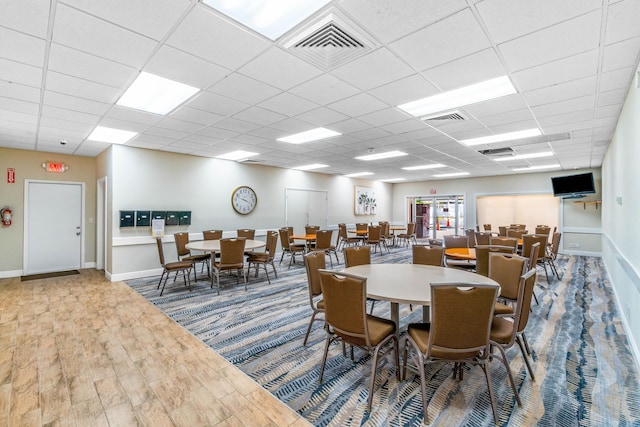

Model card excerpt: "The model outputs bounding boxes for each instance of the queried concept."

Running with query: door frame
[23,179,86,274]
[96,177,107,271]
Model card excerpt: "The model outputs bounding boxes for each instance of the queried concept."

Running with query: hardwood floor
[0,269,310,426]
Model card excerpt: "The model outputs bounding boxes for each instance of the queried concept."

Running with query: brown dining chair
[522,233,551,282]
[397,222,417,246]
[475,231,492,246]
[174,232,210,282]
[490,236,519,251]
[483,223,492,231]
[155,237,192,296]
[237,228,255,239]
[302,251,326,346]
[363,225,388,254]
[310,229,339,267]
[546,232,563,279]
[337,223,360,250]
[412,245,444,266]
[212,238,246,294]
[402,282,502,423]
[489,253,528,316]
[278,228,305,268]
[474,245,515,277]
[343,245,371,268]
[318,269,399,411]
[203,229,223,240]
[246,231,278,284]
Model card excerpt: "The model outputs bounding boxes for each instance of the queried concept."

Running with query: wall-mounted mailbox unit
[151,211,166,220]
[165,211,179,226]
[119,210,135,227]
[178,211,191,225]
[136,210,151,226]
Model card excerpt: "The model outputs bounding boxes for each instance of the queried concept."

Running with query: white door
[25,181,84,274]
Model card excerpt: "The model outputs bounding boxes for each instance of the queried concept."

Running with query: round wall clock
[231,186,257,215]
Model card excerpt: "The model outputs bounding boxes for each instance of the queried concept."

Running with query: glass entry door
[409,195,465,240]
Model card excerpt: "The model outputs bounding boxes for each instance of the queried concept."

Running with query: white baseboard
[561,250,601,257]
[0,269,22,279]
[109,268,164,282]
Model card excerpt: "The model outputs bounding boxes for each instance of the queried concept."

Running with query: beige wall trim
[563,227,602,234]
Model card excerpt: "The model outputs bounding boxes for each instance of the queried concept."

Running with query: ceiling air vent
[281,10,377,70]
[421,110,467,121]
[478,147,514,157]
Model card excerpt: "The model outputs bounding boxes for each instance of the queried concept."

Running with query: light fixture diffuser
[117,71,200,115]
[433,172,470,178]
[87,126,137,144]
[345,172,374,177]
[293,163,328,171]
[380,177,406,182]
[277,127,341,144]
[355,151,408,161]
[512,164,560,171]
[494,151,554,162]
[397,76,516,117]
[216,150,258,161]
[459,128,542,146]
[402,163,445,171]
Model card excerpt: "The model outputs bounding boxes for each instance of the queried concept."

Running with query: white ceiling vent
[478,147,514,158]
[421,110,467,121]
[281,10,377,70]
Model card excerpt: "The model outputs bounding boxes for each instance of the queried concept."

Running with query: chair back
[355,222,368,232]
[475,231,492,246]
[237,229,255,239]
[488,253,528,300]
[483,224,492,231]
[527,242,540,270]
[173,232,191,257]
[549,232,561,257]
[490,236,518,250]
[304,251,326,299]
[279,228,292,250]
[367,225,381,242]
[219,238,246,265]
[475,245,515,276]
[507,229,527,239]
[443,235,468,249]
[338,223,348,239]
[318,270,369,346]
[511,224,526,231]
[465,229,477,247]
[406,222,416,236]
[379,221,390,238]
[522,234,547,260]
[314,230,333,250]
[203,229,222,240]
[412,245,444,266]
[156,237,167,266]
[516,269,538,333]
[428,283,499,357]
[343,246,371,267]
[498,226,507,236]
[535,225,551,235]
[305,225,320,235]
[428,239,443,247]
[265,230,278,257]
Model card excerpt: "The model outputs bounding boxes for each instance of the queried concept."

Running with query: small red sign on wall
[7,168,15,183]
[429,189,437,194]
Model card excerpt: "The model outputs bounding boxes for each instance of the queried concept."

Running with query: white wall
[602,67,640,365]
[107,145,392,279]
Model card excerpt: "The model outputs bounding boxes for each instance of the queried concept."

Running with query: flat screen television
[551,172,596,198]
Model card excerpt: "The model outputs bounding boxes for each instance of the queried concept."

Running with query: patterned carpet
[127,247,640,426]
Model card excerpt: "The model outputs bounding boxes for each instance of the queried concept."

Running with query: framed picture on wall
[355,185,376,215]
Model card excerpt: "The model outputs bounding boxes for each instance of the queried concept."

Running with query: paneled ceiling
[1,0,640,182]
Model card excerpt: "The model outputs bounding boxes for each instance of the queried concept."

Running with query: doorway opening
[407,195,465,240]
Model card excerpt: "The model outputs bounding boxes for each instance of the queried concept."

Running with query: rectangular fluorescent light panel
[216,150,258,161]
[397,76,516,117]
[433,172,470,178]
[355,151,408,161]
[293,163,328,171]
[278,127,341,144]
[380,178,406,182]
[202,0,331,40]
[87,126,137,144]
[460,128,542,146]
[117,71,200,115]
[345,172,374,177]
[402,163,445,171]
[512,164,560,171]
[494,151,554,162]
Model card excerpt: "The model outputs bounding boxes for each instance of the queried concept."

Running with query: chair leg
[303,311,318,346]
[516,335,535,380]
[521,331,532,356]
[492,344,522,406]
[157,270,167,290]
[319,334,333,383]
[480,358,499,424]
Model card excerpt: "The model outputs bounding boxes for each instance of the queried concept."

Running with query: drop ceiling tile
[43,91,111,116]
[331,48,415,91]
[294,107,349,127]
[48,43,136,88]
[596,104,620,119]
[258,92,318,117]
[229,134,269,145]
[74,141,112,156]
[512,50,599,92]
[327,93,387,117]
[42,105,100,126]
[537,109,594,128]
[499,11,601,72]
[423,49,507,90]
[463,94,529,118]
[45,71,120,104]
[0,97,39,115]
[601,36,640,71]
[0,80,41,103]
[53,4,157,68]
[390,9,491,71]
[380,119,431,135]
[170,106,224,126]
[328,118,371,135]
[37,125,88,140]
[0,58,42,87]
[166,5,270,70]
[368,74,438,106]
[524,76,597,106]
[196,126,239,140]
[213,117,262,134]
[232,107,287,127]
[40,116,93,133]
[186,91,250,117]
[145,45,229,90]
[238,47,323,91]
[605,0,640,44]
[597,88,627,107]
[269,118,316,134]
[103,106,162,127]
[0,27,46,68]
[0,0,50,38]
[289,75,359,107]
[97,117,149,133]
[61,0,191,41]
[339,0,467,44]
[154,118,203,134]
[209,73,280,104]
[477,109,536,127]
[476,0,601,44]
[357,108,408,127]
[599,66,634,92]
[531,95,596,118]
[0,110,38,125]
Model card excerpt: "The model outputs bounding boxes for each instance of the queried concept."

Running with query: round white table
[340,264,499,332]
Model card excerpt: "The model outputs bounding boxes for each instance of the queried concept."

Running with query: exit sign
[43,162,68,173]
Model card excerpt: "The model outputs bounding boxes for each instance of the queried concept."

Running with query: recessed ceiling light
[293,163,328,171]
[216,150,258,161]
[459,129,542,146]
[380,178,406,182]
[402,163,445,171]
[277,127,341,144]
[87,126,137,144]
[494,151,554,162]
[433,172,470,178]
[201,0,331,40]
[355,151,408,161]
[345,172,374,177]
[116,71,200,115]
[512,164,561,171]
[397,76,516,117]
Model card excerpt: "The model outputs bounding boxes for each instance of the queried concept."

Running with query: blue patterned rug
[127,249,640,426]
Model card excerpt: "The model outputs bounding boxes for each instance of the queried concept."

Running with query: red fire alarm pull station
[7,168,15,183]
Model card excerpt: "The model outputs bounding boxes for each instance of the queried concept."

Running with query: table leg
[422,305,430,323]
[390,302,400,340]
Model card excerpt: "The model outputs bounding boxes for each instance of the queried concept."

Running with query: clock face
[232,186,257,215]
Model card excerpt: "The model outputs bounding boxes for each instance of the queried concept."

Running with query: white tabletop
[186,239,265,252]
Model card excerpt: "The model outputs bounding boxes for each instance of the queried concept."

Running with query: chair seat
[213,261,243,269]
[494,302,515,315]
[165,260,193,271]
[490,316,514,344]
[182,253,210,262]
[247,252,270,262]
[316,299,325,310]
[407,323,480,359]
